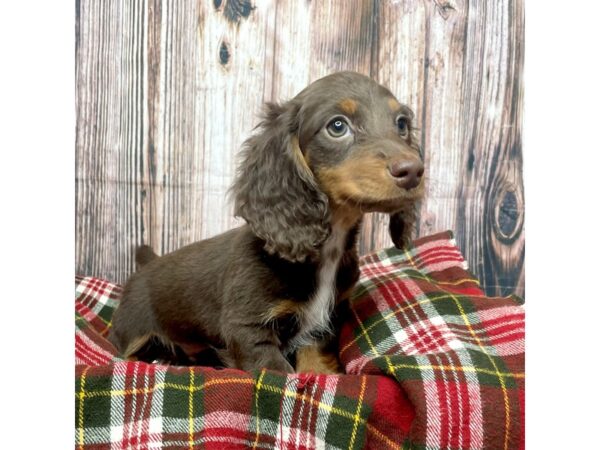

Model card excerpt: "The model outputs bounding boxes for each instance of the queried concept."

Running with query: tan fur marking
[318,151,425,208]
[339,98,358,115]
[331,206,362,229]
[291,136,312,175]
[318,166,363,202]
[263,299,302,323]
[295,345,343,374]
[318,155,395,204]
[388,97,401,112]
[123,334,152,358]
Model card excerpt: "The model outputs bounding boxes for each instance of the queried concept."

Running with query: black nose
[389,160,424,190]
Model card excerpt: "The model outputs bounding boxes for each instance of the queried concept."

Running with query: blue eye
[396,116,409,135]
[326,117,349,138]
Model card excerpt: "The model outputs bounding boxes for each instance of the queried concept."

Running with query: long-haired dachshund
[109,71,425,373]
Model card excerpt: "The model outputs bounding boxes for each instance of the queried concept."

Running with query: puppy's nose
[389,160,424,190]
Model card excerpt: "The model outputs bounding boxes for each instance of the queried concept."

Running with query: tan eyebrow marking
[339,98,358,115]
[388,98,401,112]
[390,101,416,121]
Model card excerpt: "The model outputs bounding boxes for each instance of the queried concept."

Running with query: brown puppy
[108,71,425,373]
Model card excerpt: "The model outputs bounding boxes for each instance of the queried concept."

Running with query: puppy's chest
[284,226,348,349]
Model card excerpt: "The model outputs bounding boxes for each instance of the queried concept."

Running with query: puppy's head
[232,72,424,262]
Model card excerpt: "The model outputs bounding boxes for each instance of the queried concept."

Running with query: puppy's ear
[231,102,330,262]
[389,205,418,250]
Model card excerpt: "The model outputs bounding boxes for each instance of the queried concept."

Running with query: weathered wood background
[76,0,524,297]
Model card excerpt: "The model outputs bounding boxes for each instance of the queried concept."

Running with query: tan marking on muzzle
[317,154,392,203]
[317,150,424,209]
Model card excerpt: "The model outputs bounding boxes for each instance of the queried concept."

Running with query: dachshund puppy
[108,71,425,373]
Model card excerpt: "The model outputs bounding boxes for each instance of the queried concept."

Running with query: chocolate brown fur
[109,72,424,373]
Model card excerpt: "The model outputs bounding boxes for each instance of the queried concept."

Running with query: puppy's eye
[396,116,409,136]
[326,117,350,138]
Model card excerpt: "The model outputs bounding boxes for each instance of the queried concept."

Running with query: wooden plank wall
[76,0,524,297]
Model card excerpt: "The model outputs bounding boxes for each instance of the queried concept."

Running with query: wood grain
[76,0,524,297]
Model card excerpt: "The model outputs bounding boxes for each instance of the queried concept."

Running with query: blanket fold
[75,231,524,449]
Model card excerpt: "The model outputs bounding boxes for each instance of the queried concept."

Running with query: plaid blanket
[75,231,524,449]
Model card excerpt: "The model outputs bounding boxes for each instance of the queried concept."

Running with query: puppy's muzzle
[389,160,424,190]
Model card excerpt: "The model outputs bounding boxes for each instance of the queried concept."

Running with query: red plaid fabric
[339,232,524,449]
[75,231,524,449]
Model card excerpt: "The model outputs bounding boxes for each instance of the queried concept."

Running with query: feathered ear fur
[231,102,330,262]
[389,204,418,250]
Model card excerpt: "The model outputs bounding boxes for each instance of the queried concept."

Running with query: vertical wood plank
[76,0,148,281]
[268,1,378,100]
[415,0,470,256]
[194,0,275,242]
[265,1,312,100]
[307,1,377,78]
[151,0,202,254]
[456,0,525,297]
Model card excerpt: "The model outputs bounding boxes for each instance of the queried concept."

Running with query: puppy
[108,71,425,373]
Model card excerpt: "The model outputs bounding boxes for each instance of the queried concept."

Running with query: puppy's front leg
[222,326,294,373]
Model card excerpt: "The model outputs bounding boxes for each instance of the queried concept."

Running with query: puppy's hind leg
[108,324,179,364]
[108,279,164,362]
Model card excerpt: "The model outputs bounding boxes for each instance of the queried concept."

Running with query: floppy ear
[389,204,418,250]
[390,132,424,249]
[231,102,330,262]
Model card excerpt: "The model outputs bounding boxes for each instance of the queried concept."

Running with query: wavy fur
[231,102,331,262]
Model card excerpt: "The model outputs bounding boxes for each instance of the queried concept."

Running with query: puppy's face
[294,72,424,214]
[233,71,425,261]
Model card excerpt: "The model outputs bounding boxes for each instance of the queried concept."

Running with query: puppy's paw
[295,344,343,374]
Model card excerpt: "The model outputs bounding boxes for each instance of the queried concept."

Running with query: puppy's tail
[135,245,158,270]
